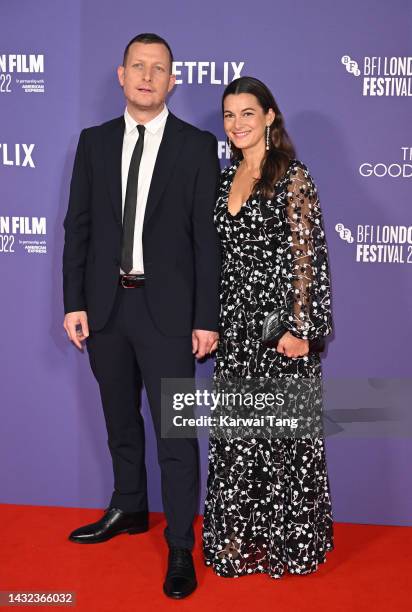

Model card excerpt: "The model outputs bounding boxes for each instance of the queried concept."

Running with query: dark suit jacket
[63,112,221,336]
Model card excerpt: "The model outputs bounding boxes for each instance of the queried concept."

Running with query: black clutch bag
[261,307,325,353]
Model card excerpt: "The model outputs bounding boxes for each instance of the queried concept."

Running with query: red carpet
[0,504,410,611]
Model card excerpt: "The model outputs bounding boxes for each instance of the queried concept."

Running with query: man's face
[117,42,175,113]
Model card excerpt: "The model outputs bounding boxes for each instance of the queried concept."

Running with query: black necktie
[121,124,146,274]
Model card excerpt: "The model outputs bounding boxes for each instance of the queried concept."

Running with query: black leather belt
[119,274,145,288]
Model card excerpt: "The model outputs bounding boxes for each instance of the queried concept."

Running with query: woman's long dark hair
[222,76,296,198]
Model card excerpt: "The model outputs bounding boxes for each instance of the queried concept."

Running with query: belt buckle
[121,274,136,289]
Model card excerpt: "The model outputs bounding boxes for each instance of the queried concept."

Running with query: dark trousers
[86,283,198,549]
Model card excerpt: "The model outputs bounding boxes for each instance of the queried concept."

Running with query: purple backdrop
[1,0,411,526]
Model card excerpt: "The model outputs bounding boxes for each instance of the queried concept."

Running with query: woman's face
[223,92,275,152]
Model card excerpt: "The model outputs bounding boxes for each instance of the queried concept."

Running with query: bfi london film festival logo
[0,141,46,255]
[0,139,45,255]
[341,54,412,96]
[335,223,412,264]
[0,216,47,256]
[0,53,45,94]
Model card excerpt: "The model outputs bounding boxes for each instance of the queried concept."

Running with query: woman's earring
[265,125,270,151]
[227,137,232,156]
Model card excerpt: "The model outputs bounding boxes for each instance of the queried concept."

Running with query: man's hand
[63,311,89,350]
[276,331,309,358]
[192,329,219,360]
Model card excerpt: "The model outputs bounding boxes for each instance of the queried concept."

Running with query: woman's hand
[276,331,309,358]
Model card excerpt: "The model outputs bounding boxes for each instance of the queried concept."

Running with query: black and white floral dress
[202,158,334,578]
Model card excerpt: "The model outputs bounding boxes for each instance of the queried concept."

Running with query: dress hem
[203,542,334,580]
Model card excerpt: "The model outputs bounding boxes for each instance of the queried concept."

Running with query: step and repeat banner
[1,0,411,525]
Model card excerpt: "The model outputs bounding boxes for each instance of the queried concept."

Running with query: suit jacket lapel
[103,116,124,225]
[143,112,185,229]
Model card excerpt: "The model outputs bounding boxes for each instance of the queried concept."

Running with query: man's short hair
[123,33,174,72]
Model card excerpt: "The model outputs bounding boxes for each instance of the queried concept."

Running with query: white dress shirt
[120,104,169,274]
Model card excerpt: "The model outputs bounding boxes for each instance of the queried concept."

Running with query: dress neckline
[225,160,253,219]
[223,157,298,219]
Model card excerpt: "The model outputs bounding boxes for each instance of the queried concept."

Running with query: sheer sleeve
[279,162,333,341]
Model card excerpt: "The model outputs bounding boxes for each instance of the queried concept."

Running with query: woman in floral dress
[203,77,334,579]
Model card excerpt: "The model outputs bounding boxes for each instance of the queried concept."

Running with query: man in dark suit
[62,33,220,599]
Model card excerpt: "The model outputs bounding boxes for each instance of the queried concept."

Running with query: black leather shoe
[68,507,148,544]
[163,547,197,599]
